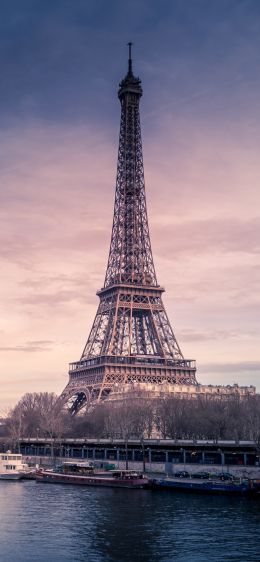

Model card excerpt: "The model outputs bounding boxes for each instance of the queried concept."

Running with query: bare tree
[7,390,260,445]
[5,404,24,451]
[7,392,65,441]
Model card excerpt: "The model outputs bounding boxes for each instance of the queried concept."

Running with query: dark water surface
[0,481,259,562]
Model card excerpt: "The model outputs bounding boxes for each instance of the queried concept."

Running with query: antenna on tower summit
[127,41,133,74]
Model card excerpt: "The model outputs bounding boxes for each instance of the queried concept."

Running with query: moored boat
[0,451,31,480]
[36,463,150,489]
[153,476,260,497]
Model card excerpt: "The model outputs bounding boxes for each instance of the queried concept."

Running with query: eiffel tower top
[118,42,143,99]
[103,44,158,290]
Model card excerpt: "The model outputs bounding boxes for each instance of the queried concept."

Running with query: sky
[0,0,260,411]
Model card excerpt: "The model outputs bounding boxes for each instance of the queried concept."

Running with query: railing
[9,438,260,469]
[69,355,196,372]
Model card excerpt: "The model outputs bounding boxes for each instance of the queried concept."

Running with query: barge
[36,462,150,489]
[153,476,260,497]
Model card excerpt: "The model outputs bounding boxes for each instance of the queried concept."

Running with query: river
[0,481,259,562]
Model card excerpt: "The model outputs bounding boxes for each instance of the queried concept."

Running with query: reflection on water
[0,482,259,562]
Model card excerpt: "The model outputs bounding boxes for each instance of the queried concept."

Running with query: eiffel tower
[59,45,197,414]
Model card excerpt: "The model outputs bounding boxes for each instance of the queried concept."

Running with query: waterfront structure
[13,438,260,472]
[58,45,197,414]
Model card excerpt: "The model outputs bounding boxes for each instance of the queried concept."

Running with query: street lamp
[141,439,146,473]
[36,428,40,457]
[114,446,119,468]
[180,448,186,471]
[147,448,151,472]
[124,440,129,470]
[218,448,223,473]
[31,444,36,466]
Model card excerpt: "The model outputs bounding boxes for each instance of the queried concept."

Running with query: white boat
[0,451,30,480]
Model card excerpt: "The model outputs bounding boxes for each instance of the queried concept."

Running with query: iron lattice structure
[59,46,197,414]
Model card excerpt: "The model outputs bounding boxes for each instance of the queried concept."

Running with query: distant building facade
[108,382,256,401]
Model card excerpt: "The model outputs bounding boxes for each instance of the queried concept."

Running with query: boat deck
[154,476,260,495]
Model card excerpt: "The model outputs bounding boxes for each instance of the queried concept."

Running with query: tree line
[3,391,260,445]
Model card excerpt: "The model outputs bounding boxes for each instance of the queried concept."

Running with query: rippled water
[0,481,259,562]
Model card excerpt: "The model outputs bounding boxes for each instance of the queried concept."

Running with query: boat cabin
[0,451,29,478]
[58,461,95,474]
[0,452,23,470]
[112,470,143,480]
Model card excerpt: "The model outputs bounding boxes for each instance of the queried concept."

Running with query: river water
[0,481,259,562]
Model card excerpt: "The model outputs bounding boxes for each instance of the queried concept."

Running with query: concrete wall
[24,455,260,478]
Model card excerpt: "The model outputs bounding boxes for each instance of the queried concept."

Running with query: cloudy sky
[1,0,260,410]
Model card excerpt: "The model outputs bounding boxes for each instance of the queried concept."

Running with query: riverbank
[23,454,260,479]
